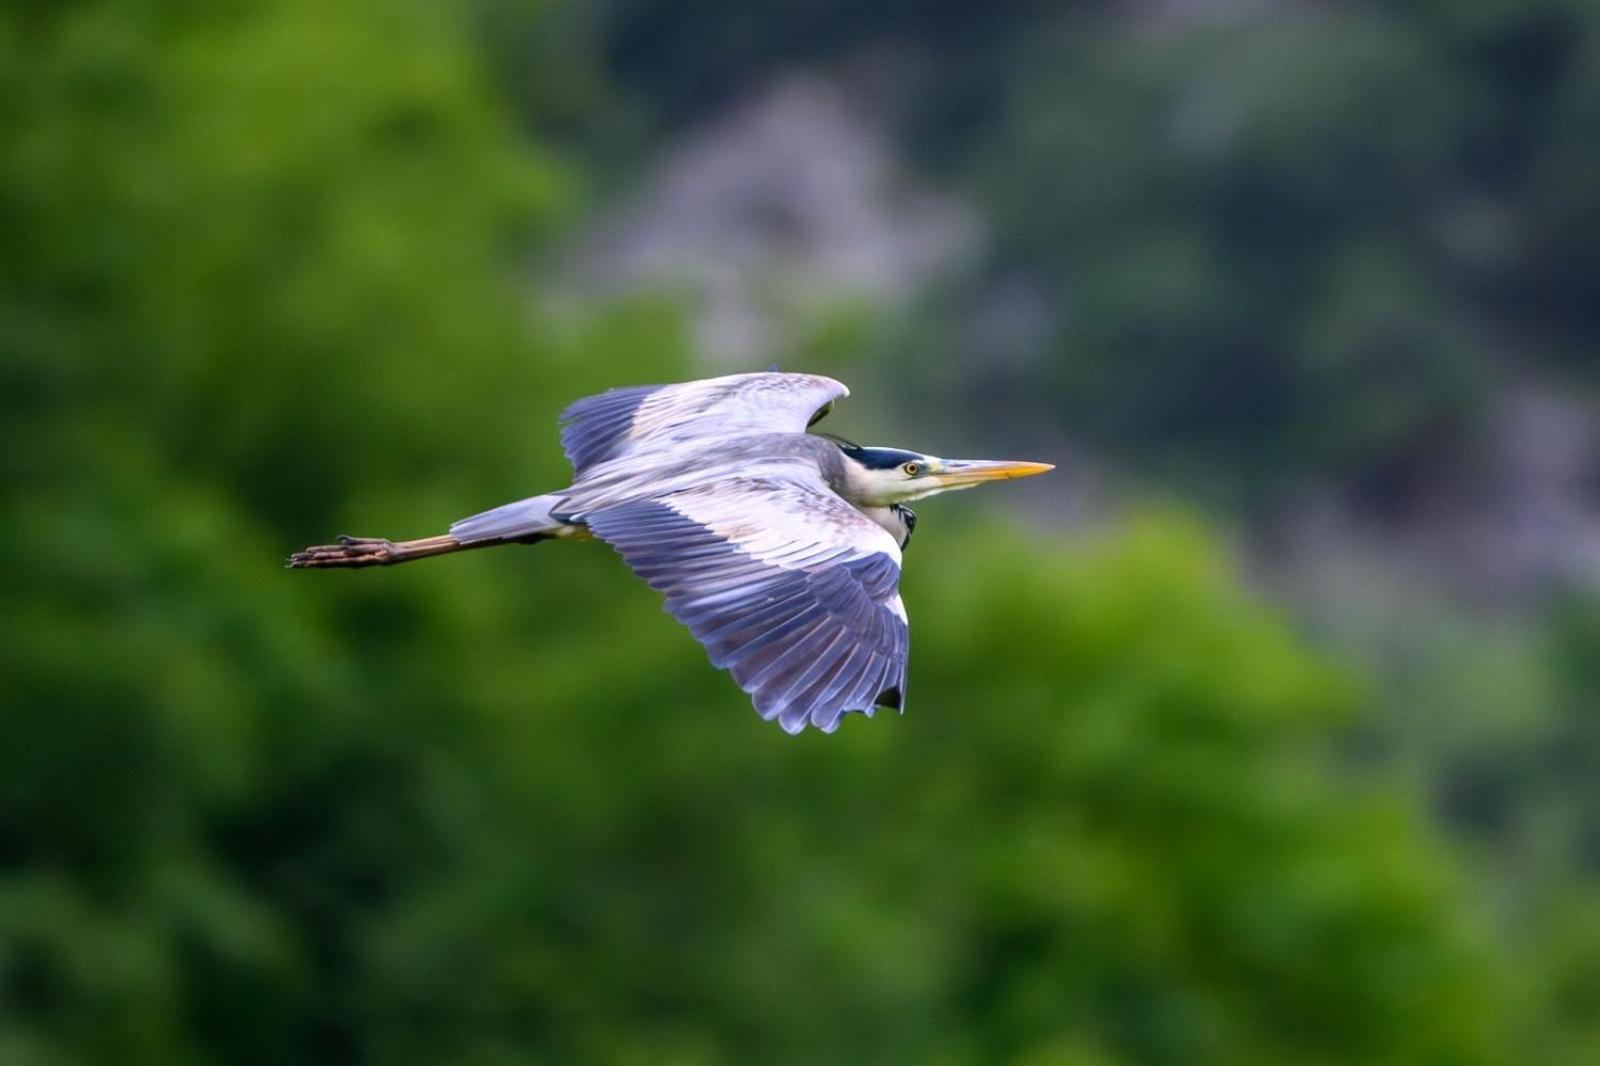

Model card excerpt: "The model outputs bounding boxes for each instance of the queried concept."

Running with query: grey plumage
[290,371,1051,734]
[585,484,908,734]
[448,493,563,544]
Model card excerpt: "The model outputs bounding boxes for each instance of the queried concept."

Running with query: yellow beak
[929,459,1055,489]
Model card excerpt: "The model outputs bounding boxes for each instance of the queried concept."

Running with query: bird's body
[291,372,1050,733]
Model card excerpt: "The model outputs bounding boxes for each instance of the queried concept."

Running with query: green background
[4,2,1599,1063]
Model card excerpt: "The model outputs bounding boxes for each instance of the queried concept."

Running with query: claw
[288,533,461,570]
[287,536,397,569]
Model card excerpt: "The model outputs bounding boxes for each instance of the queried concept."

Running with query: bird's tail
[448,492,567,544]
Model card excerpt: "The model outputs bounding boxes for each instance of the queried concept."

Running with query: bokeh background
[5,1,1600,1062]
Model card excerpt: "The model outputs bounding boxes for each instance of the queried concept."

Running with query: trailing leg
[288,534,482,569]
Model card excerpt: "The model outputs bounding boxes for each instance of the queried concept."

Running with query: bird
[289,372,1052,734]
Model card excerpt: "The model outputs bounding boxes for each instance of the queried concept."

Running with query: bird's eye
[902,462,921,476]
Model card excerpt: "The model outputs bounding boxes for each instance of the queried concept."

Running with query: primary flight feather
[290,372,1052,734]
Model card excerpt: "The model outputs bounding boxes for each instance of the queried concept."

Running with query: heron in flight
[290,372,1052,733]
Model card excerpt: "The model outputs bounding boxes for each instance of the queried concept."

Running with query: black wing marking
[558,383,662,474]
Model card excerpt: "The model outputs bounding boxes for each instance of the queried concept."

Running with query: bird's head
[829,439,1054,507]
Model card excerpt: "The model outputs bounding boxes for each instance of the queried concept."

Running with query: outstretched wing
[585,476,909,734]
[559,372,847,474]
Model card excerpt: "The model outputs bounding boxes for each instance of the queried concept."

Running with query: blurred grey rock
[572,76,980,365]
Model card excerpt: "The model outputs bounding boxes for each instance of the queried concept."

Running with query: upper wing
[558,372,847,474]
[585,475,909,734]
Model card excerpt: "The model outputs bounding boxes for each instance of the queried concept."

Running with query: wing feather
[585,477,909,734]
[558,372,847,475]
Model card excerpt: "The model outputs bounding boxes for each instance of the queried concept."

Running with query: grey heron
[290,372,1052,733]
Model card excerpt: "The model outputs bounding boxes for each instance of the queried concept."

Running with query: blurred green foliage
[919,1,1600,503]
[1,1,1594,1064]
[574,0,1600,502]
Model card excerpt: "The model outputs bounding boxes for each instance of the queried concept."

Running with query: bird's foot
[287,535,398,569]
